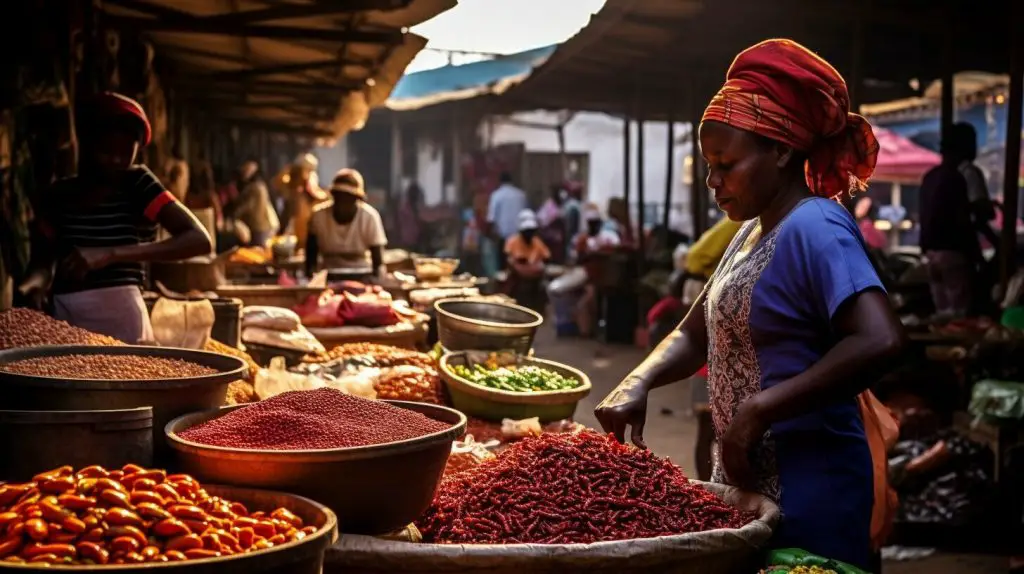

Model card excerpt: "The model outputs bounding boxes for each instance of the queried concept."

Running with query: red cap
[87,92,152,146]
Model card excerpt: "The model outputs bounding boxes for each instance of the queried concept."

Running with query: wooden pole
[622,117,631,207]
[663,118,675,230]
[1001,1,1023,292]
[450,116,461,206]
[390,112,402,207]
[940,0,955,144]
[690,120,706,236]
[636,118,646,265]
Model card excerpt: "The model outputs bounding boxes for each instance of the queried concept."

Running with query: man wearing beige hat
[305,168,388,278]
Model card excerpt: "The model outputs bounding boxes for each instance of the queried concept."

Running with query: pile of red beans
[178,388,450,450]
[418,431,751,545]
[0,464,317,565]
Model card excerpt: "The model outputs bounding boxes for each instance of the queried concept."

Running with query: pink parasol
[871,126,942,184]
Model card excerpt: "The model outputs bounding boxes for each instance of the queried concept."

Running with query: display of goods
[224,381,257,405]
[891,430,994,524]
[0,464,316,565]
[762,548,869,574]
[0,309,123,350]
[418,431,750,544]
[375,366,443,404]
[763,568,838,574]
[451,358,582,392]
[462,418,584,445]
[1,354,216,380]
[304,343,435,370]
[204,339,259,382]
[178,388,449,450]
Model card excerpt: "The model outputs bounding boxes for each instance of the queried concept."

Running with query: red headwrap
[85,92,152,146]
[701,39,879,199]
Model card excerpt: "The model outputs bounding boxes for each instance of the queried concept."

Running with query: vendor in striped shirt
[18,92,212,343]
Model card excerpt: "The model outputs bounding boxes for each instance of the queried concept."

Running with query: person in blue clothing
[594,39,905,571]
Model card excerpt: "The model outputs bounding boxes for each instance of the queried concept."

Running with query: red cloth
[701,39,879,200]
[646,296,684,326]
[89,92,152,146]
[697,364,709,378]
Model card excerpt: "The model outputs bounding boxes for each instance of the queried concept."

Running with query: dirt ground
[532,326,1008,574]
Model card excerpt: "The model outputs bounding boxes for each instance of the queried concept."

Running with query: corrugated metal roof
[386,44,556,111]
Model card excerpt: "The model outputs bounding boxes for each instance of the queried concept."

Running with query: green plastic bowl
[439,351,591,422]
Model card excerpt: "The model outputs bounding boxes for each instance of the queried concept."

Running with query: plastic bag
[323,368,379,400]
[445,436,497,475]
[254,357,326,400]
[501,417,542,440]
[242,325,326,354]
[547,266,588,296]
[294,291,344,328]
[968,379,1024,421]
[241,306,302,332]
[149,297,214,349]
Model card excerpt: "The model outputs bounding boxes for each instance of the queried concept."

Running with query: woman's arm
[746,290,905,425]
[114,203,212,263]
[594,290,709,446]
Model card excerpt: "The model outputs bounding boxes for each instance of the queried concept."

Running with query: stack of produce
[0,464,317,565]
[375,366,444,404]
[451,357,582,393]
[303,343,436,370]
[0,309,259,404]
[178,388,450,450]
[0,354,215,379]
[241,306,325,355]
[293,288,422,329]
[418,431,751,544]
[0,309,122,349]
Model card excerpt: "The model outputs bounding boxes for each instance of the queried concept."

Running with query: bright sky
[407,0,608,73]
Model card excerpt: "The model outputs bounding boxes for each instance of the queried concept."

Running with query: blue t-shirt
[704,197,882,568]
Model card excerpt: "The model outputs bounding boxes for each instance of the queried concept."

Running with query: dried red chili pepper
[417,431,752,544]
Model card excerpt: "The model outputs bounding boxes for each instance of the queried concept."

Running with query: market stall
[0,301,783,573]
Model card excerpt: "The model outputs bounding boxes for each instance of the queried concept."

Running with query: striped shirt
[39,166,177,295]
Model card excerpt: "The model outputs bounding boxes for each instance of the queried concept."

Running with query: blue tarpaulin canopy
[386,44,556,111]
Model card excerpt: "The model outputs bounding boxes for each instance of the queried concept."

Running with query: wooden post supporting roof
[622,117,632,208]
[1001,0,1023,292]
[663,118,675,231]
[636,117,647,274]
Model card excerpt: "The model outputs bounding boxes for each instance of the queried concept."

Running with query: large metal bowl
[166,401,467,535]
[0,484,337,573]
[0,345,246,461]
[434,298,543,354]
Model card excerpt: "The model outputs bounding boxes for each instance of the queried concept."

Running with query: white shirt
[309,201,387,267]
[487,183,528,239]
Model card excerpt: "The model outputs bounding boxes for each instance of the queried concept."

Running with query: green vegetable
[766,549,869,574]
[451,362,581,392]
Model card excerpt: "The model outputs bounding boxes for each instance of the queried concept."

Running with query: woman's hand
[60,246,117,280]
[719,397,768,488]
[594,376,651,448]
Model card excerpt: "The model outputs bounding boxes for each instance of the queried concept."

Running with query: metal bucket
[434,299,543,354]
[0,407,153,481]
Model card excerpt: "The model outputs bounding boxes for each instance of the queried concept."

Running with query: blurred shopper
[486,172,528,273]
[278,154,327,250]
[228,159,278,247]
[854,196,887,251]
[306,169,388,278]
[919,123,984,318]
[538,183,567,264]
[573,204,620,337]
[505,209,551,311]
[18,92,211,342]
[185,149,219,253]
[397,181,426,251]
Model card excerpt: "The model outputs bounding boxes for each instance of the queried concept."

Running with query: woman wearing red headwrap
[596,40,905,569]
[18,92,212,343]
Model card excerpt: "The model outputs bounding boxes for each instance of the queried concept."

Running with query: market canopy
[497,0,1017,121]
[101,0,457,138]
[872,126,942,184]
[386,45,556,111]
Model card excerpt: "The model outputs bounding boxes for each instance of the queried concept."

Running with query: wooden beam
[199,0,412,26]
[103,0,190,19]
[1001,0,1023,292]
[217,118,335,138]
[174,78,361,92]
[106,16,404,43]
[622,117,631,207]
[202,58,369,80]
[636,117,646,275]
[157,45,250,65]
